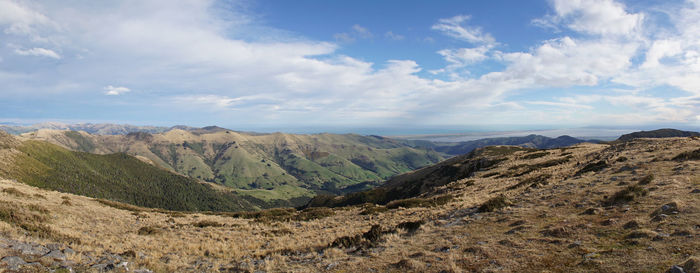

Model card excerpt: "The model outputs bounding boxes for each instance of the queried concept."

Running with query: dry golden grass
[0,137,697,272]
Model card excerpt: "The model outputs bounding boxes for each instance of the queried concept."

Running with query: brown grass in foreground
[0,137,697,272]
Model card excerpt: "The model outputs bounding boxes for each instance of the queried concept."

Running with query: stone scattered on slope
[1,256,26,270]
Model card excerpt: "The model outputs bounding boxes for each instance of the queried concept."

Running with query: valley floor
[0,137,698,272]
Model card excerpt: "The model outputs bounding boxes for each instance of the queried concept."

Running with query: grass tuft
[359,204,388,215]
[672,148,700,161]
[385,195,453,209]
[638,174,654,185]
[603,185,647,206]
[138,225,162,235]
[193,220,222,228]
[397,220,424,233]
[575,160,609,176]
[478,195,511,212]
[0,200,78,243]
[2,187,29,198]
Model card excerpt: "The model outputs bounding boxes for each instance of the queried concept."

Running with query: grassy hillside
[0,132,260,212]
[0,136,697,272]
[22,129,443,206]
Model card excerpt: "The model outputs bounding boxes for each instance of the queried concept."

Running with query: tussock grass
[478,195,511,212]
[330,224,396,249]
[397,220,424,233]
[508,174,551,190]
[2,187,29,198]
[638,174,654,185]
[521,151,550,159]
[385,195,453,209]
[0,200,78,243]
[603,185,648,206]
[193,220,222,228]
[672,148,700,161]
[222,207,335,222]
[575,160,608,176]
[359,204,388,215]
[32,193,46,199]
[137,225,163,235]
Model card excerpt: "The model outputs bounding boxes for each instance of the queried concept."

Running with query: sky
[1,0,699,134]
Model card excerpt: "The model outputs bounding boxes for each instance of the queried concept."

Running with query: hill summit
[617,128,700,141]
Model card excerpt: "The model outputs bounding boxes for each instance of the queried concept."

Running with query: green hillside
[23,129,444,206]
[0,133,261,212]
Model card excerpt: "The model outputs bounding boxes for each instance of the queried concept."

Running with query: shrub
[386,195,453,209]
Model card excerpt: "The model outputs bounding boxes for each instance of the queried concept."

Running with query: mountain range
[17,128,444,207]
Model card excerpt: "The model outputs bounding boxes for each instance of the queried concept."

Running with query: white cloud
[333,32,355,43]
[334,24,372,43]
[526,100,593,109]
[14,47,61,59]
[540,0,644,37]
[352,24,372,38]
[432,15,495,45]
[0,0,52,35]
[104,85,130,96]
[384,31,404,40]
[438,46,490,67]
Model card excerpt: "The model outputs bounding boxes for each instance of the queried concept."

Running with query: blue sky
[0,0,699,133]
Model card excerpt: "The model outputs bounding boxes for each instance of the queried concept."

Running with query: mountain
[428,134,590,155]
[1,134,697,272]
[0,122,172,135]
[21,129,444,207]
[617,128,700,141]
[0,130,260,212]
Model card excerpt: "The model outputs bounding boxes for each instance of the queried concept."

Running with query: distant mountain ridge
[0,122,173,135]
[617,128,700,141]
[427,134,592,155]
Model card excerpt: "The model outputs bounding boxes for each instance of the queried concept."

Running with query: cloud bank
[0,0,698,129]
